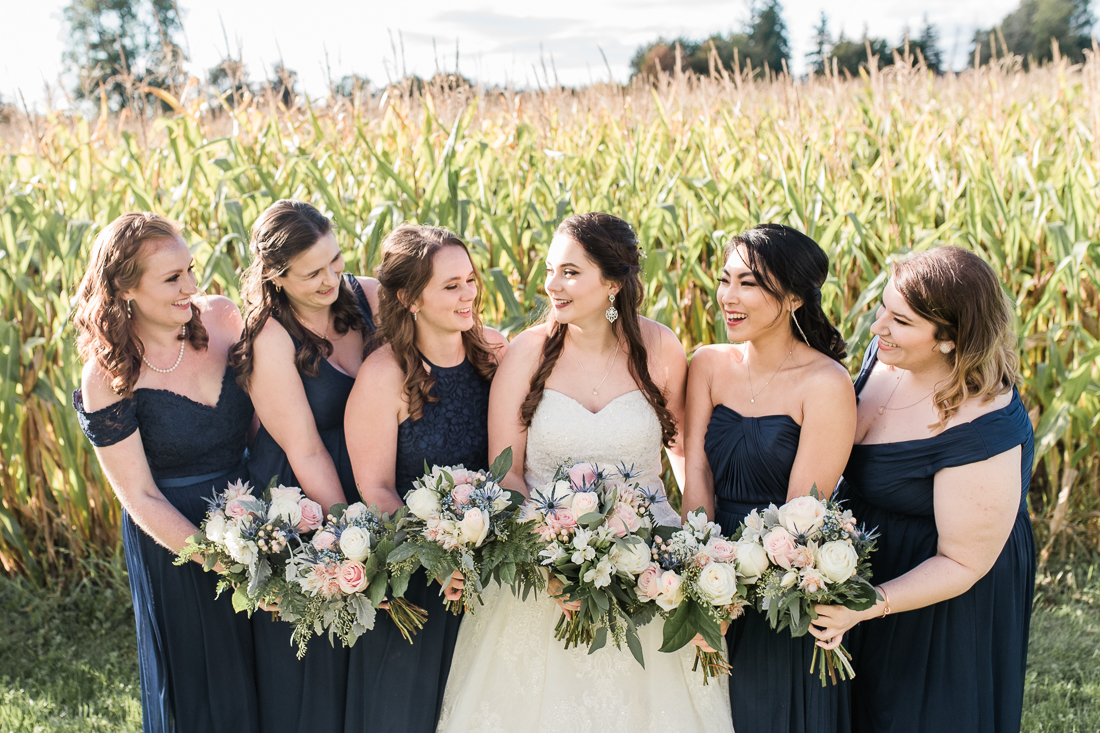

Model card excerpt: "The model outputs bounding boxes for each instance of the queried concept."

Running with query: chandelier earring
[605,293,619,324]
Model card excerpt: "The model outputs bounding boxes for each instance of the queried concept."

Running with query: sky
[0,0,1026,107]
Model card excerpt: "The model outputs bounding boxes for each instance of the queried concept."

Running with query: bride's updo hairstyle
[375,224,500,421]
[231,199,371,388]
[520,212,676,447]
[891,246,1018,429]
[726,223,846,363]
[73,212,208,397]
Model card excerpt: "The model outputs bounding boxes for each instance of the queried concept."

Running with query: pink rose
[338,560,368,594]
[567,463,598,489]
[449,468,471,485]
[225,498,249,520]
[451,484,474,506]
[569,491,601,519]
[606,503,642,538]
[547,508,577,533]
[636,562,663,600]
[762,528,798,570]
[312,530,337,551]
[297,499,324,531]
[704,538,738,563]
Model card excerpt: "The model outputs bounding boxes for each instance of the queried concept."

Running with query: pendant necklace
[747,344,793,404]
[878,372,934,414]
[569,335,620,396]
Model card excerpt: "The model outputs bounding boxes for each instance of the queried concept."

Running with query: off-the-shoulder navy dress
[74,364,259,733]
[840,340,1035,733]
[344,353,489,733]
[705,404,844,733]
[247,273,375,733]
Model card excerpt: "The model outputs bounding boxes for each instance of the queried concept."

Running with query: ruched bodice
[704,402,841,733]
[840,339,1035,733]
[393,355,490,495]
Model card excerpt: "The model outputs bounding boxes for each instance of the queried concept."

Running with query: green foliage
[971,0,1095,67]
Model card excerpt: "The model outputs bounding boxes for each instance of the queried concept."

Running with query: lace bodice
[73,364,252,480]
[524,389,677,525]
[394,355,491,496]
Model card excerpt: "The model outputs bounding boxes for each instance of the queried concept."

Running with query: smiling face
[410,244,478,333]
[872,281,953,372]
[276,232,345,314]
[716,246,791,342]
[544,233,619,326]
[120,236,198,329]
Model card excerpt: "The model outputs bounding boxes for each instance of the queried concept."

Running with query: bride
[437,213,734,733]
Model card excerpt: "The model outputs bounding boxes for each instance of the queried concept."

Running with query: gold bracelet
[876,585,891,617]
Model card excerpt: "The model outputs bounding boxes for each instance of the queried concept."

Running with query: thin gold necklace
[747,344,793,404]
[878,372,935,414]
[569,335,619,396]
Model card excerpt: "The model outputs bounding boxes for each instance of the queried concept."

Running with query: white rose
[736,540,770,582]
[608,540,651,576]
[339,526,372,562]
[225,534,257,565]
[458,507,490,547]
[270,484,304,502]
[205,512,228,543]
[776,495,828,537]
[570,491,600,518]
[343,503,368,521]
[697,562,740,606]
[655,570,684,611]
[406,487,442,520]
[553,481,575,505]
[815,540,859,584]
[268,496,303,527]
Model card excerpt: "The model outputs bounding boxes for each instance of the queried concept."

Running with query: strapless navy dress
[74,365,259,733]
[344,354,489,733]
[247,273,375,733]
[705,404,844,733]
[840,340,1035,733]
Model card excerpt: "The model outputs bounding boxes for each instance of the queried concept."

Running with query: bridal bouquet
[278,502,427,657]
[733,488,879,685]
[176,479,323,614]
[388,448,544,613]
[637,509,749,684]
[523,460,665,667]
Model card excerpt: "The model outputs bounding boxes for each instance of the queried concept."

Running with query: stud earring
[605,293,619,324]
[939,342,954,354]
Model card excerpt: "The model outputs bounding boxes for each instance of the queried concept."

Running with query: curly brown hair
[375,225,500,421]
[73,213,209,397]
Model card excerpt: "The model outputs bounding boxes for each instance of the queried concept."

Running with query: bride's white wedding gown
[437,390,734,733]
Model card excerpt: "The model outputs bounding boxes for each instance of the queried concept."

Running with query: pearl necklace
[142,326,187,374]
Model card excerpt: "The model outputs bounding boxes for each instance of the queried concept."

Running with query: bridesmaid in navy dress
[682,224,857,733]
[810,247,1034,733]
[229,200,380,733]
[343,224,507,733]
[71,213,258,732]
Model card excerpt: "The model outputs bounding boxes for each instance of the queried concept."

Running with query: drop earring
[412,311,418,322]
[125,299,132,318]
[605,293,619,324]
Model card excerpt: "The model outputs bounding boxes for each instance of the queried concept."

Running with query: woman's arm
[681,347,719,521]
[249,320,347,512]
[486,330,542,496]
[810,444,1022,646]
[786,363,857,501]
[345,347,406,515]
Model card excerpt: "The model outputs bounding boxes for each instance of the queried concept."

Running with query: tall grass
[1,55,1098,582]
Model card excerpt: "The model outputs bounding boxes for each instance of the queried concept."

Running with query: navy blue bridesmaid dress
[343,353,489,733]
[247,273,375,733]
[840,340,1035,733]
[705,404,844,733]
[74,365,259,733]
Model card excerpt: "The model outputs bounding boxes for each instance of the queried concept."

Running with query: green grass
[1,559,1097,732]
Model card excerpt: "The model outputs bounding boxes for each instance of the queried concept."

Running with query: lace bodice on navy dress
[73,363,252,478]
[392,354,490,495]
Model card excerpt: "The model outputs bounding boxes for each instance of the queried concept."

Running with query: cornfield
[1,54,1098,584]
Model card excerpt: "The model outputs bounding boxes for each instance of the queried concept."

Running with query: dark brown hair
[892,246,1018,428]
[520,212,677,447]
[375,225,500,420]
[231,200,371,388]
[725,223,847,363]
[73,213,209,397]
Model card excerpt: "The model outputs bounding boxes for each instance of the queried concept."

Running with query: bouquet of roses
[176,479,323,614]
[523,460,665,667]
[733,487,879,685]
[278,502,427,658]
[636,508,749,684]
[387,448,544,614]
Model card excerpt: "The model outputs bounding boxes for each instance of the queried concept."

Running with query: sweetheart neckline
[134,363,235,410]
[542,388,644,416]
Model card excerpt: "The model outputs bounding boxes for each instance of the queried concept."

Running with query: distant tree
[333,73,370,99]
[971,0,1095,66]
[63,0,186,110]
[207,57,251,106]
[829,28,890,76]
[807,12,832,75]
[911,17,944,73]
[266,62,298,107]
[744,0,790,73]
